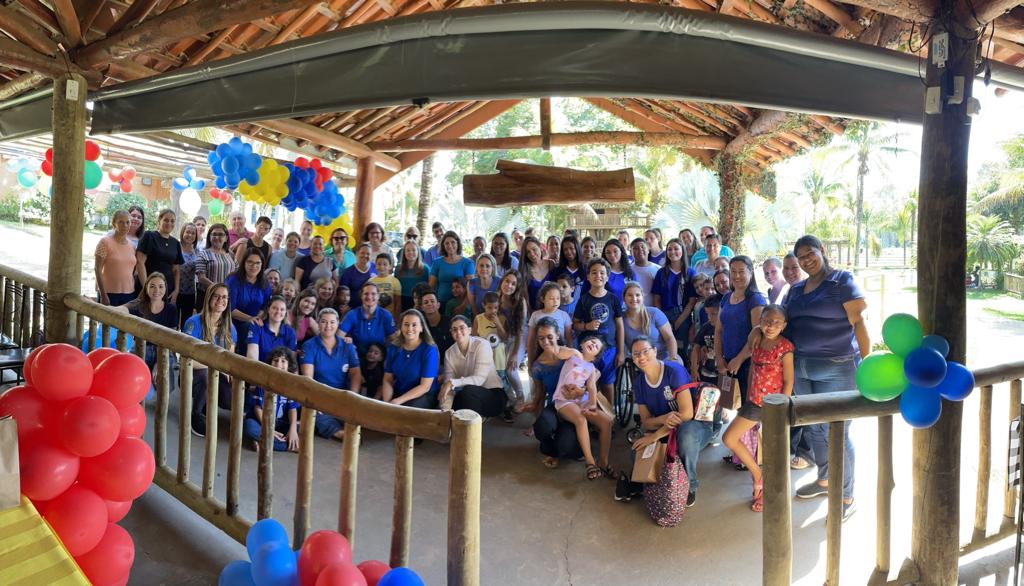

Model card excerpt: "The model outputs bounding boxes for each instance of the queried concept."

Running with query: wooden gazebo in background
[0,0,1022,583]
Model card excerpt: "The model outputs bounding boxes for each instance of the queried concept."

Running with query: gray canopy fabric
[4,2,1023,140]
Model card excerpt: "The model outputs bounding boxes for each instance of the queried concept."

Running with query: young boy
[555,273,578,316]
[572,258,624,403]
[368,253,402,316]
[690,293,722,384]
[445,277,473,320]
[472,292,511,404]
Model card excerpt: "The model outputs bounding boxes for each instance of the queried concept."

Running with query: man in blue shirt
[422,222,445,266]
[690,225,735,266]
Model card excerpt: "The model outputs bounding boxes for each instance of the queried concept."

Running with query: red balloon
[22,344,51,387]
[39,484,108,556]
[87,347,120,370]
[20,440,79,502]
[104,499,132,523]
[120,180,133,193]
[58,396,121,457]
[41,159,53,177]
[121,167,135,180]
[108,170,122,182]
[75,523,134,586]
[90,353,151,408]
[299,530,353,585]
[117,403,146,437]
[356,561,390,586]
[317,563,367,586]
[0,385,48,440]
[78,437,155,502]
[31,344,93,402]
[84,140,101,162]
[45,147,53,162]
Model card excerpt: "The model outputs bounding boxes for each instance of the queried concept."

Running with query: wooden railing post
[339,424,361,545]
[203,370,220,499]
[391,436,414,569]
[177,358,193,484]
[227,377,245,517]
[876,415,894,576]
[974,385,993,538]
[257,390,277,520]
[826,421,846,586]
[447,410,481,586]
[154,347,170,466]
[293,407,315,549]
[762,395,792,586]
[44,73,87,344]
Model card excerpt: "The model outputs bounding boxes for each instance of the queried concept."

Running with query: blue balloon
[937,361,975,401]
[219,560,256,586]
[900,384,942,428]
[216,176,228,190]
[190,178,206,191]
[921,335,949,359]
[222,155,240,174]
[172,177,189,191]
[208,151,221,165]
[378,567,425,586]
[246,518,289,560]
[251,542,298,586]
[904,347,947,388]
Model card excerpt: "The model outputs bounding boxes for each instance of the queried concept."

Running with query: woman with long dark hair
[519,236,554,311]
[184,282,236,437]
[226,251,272,356]
[601,238,634,302]
[428,231,474,307]
[529,317,584,468]
[381,309,440,409]
[715,255,766,408]
[395,240,430,312]
[136,209,183,303]
[489,232,519,279]
[498,271,529,416]
[178,222,200,327]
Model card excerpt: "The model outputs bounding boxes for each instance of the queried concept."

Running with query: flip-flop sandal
[601,466,615,479]
[751,479,764,512]
[542,456,559,469]
[586,464,603,480]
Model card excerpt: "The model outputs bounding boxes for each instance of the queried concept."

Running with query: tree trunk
[416,155,435,238]
[716,153,747,251]
[854,157,867,268]
[911,12,975,585]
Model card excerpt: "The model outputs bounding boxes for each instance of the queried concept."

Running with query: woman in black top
[136,209,184,303]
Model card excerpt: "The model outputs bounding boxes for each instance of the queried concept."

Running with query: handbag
[643,429,690,527]
[631,437,667,483]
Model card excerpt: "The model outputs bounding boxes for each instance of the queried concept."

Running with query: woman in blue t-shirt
[300,308,361,440]
[600,239,634,303]
[783,235,869,517]
[245,295,297,362]
[652,239,698,345]
[529,317,585,468]
[183,282,237,437]
[715,255,766,405]
[226,251,272,356]
[381,309,440,409]
[519,236,555,312]
[429,231,475,307]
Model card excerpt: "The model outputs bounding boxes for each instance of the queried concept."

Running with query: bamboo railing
[762,361,1024,586]
[0,263,482,586]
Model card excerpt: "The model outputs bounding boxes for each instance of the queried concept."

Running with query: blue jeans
[676,420,714,492]
[243,417,291,451]
[794,355,857,500]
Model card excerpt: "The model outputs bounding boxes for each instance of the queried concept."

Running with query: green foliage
[103,193,162,230]
[967,214,1017,270]
[0,193,20,221]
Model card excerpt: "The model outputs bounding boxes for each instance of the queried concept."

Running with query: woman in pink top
[95,210,138,306]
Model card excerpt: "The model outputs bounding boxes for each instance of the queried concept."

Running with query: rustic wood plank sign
[463,160,635,207]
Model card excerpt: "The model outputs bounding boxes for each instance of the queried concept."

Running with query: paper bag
[631,439,667,484]
[0,417,18,511]
[719,374,741,411]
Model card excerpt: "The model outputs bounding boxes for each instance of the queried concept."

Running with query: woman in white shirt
[438,315,506,417]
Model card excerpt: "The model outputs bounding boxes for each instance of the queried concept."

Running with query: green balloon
[856,352,908,402]
[83,161,102,189]
[882,313,922,357]
[208,199,224,215]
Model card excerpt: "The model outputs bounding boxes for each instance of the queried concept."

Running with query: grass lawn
[984,307,1024,321]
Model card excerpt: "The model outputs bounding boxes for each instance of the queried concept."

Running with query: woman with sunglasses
[326,228,356,272]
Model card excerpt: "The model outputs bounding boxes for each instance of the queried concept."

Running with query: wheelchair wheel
[614,360,636,428]
[626,426,646,445]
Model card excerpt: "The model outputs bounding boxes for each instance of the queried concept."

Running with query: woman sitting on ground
[244,346,300,452]
[437,315,507,418]
[529,317,585,468]
[183,282,236,437]
[300,308,361,441]
[380,309,440,409]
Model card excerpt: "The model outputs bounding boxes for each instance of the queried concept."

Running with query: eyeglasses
[631,347,654,359]
[332,236,346,241]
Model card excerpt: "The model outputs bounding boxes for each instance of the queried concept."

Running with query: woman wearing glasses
[196,223,236,309]
[362,222,394,266]
[327,228,356,272]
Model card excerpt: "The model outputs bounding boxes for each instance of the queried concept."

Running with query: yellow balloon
[239,159,290,206]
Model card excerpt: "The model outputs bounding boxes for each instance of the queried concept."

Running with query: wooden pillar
[45,73,87,344]
[354,157,375,242]
[539,98,552,151]
[717,153,744,251]
[911,11,976,584]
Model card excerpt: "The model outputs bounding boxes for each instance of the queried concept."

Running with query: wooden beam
[463,159,635,207]
[257,118,402,172]
[51,0,84,47]
[831,0,934,22]
[354,157,375,239]
[101,58,160,81]
[0,5,61,56]
[539,97,551,150]
[73,0,323,69]
[79,0,108,35]
[369,131,728,152]
[269,3,321,45]
[584,97,714,166]
[16,0,63,37]
[185,26,237,66]
[804,0,865,34]
[373,99,521,189]
[995,8,1024,45]
[0,37,74,77]
[973,0,1020,25]
[0,71,46,100]
[360,106,428,143]
[106,0,162,35]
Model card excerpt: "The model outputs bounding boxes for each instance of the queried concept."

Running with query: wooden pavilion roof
[0,0,1021,184]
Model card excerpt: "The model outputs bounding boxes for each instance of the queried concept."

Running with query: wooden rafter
[52,0,84,47]
[258,118,402,171]
[584,97,714,165]
[369,131,729,152]
[0,6,61,57]
[360,106,429,143]
[15,0,63,37]
[106,0,162,36]
[0,71,47,100]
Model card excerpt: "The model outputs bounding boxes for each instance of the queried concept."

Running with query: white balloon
[180,187,202,217]
[36,175,52,196]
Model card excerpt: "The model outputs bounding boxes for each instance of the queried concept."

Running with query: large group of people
[94,209,868,518]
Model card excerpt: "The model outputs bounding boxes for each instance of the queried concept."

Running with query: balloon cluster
[41,140,104,189]
[7,156,39,188]
[0,344,156,586]
[209,137,262,190]
[311,213,355,242]
[239,159,290,205]
[173,166,208,218]
[856,313,975,428]
[279,158,345,226]
[219,520,423,586]
[209,187,233,216]
[108,167,137,193]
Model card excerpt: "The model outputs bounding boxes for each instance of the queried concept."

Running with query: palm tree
[974,169,1024,233]
[967,214,1016,270]
[415,155,434,237]
[826,121,911,267]
[798,152,843,222]
[893,205,913,266]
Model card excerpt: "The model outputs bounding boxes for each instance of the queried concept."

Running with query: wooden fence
[762,361,1024,585]
[1007,273,1023,298]
[0,263,482,586]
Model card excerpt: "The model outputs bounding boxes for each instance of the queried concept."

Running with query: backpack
[644,429,690,527]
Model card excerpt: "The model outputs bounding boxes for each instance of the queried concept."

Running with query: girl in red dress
[723,304,795,511]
